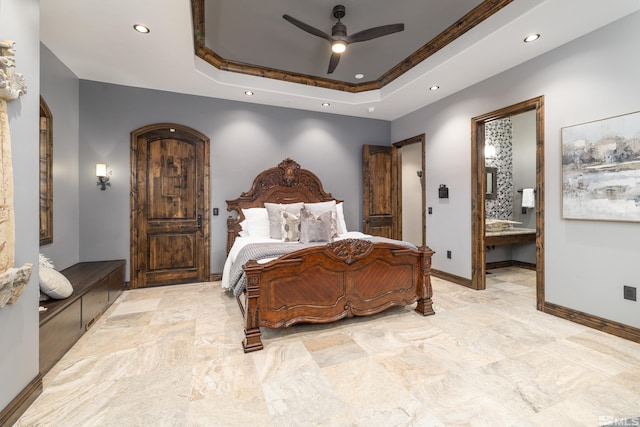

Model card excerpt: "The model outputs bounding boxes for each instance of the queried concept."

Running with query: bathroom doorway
[470,96,545,310]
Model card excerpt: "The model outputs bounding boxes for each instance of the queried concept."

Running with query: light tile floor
[16,267,640,426]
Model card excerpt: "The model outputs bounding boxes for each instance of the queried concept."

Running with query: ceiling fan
[283,5,405,74]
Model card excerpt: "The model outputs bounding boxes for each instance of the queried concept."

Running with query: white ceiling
[40,0,640,121]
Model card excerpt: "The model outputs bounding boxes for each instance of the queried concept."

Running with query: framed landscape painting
[562,111,640,222]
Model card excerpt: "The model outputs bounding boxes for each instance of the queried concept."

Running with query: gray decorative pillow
[280,210,300,242]
[265,202,303,239]
[300,208,333,244]
[303,201,338,237]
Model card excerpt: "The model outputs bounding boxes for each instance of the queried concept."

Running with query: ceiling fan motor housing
[332,5,346,20]
[331,5,347,40]
[332,22,347,39]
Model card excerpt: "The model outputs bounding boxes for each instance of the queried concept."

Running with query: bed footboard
[241,239,434,352]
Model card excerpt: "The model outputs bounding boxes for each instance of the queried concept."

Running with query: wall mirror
[39,96,53,245]
[486,166,497,200]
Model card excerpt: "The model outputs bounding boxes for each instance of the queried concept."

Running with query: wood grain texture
[226,159,435,352]
[130,123,210,288]
[39,96,53,246]
[39,260,126,375]
[362,145,394,238]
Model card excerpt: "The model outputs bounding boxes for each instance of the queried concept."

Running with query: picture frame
[39,96,53,245]
[561,110,640,222]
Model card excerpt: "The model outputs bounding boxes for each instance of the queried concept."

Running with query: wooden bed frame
[226,158,435,352]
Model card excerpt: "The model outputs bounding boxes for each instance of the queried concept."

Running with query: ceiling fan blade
[347,23,404,44]
[327,52,341,74]
[283,14,332,42]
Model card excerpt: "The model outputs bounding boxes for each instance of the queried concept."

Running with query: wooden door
[362,144,397,238]
[130,124,210,288]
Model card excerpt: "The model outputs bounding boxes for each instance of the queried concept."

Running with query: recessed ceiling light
[244,90,254,96]
[322,102,330,107]
[368,107,375,113]
[133,24,150,34]
[524,33,540,43]
[355,74,364,80]
[429,85,440,91]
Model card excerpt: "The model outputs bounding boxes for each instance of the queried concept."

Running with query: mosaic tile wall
[485,118,513,220]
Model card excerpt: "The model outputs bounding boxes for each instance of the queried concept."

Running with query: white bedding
[221,231,370,289]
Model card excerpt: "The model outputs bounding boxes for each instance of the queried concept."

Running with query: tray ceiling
[40,0,640,119]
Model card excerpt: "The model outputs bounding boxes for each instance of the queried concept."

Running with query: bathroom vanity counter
[485,228,536,245]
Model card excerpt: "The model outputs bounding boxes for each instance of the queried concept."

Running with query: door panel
[148,234,196,270]
[131,124,210,288]
[362,144,396,238]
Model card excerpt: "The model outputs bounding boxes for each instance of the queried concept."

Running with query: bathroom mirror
[39,96,53,245]
[486,167,497,200]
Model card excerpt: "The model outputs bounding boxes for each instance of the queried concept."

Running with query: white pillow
[303,200,336,216]
[240,208,270,238]
[39,266,73,299]
[336,202,348,234]
[238,220,248,237]
[39,253,55,269]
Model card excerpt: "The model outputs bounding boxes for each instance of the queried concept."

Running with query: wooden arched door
[130,123,210,288]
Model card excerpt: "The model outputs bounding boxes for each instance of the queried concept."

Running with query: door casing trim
[470,96,545,310]
[393,134,426,246]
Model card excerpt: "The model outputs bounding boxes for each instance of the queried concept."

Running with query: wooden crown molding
[191,0,514,93]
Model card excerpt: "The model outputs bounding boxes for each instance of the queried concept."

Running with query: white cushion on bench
[40,266,73,299]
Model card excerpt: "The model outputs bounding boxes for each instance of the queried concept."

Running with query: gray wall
[511,110,536,264]
[77,82,390,279]
[511,110,536,230]
[391,11,640,328]
[0,0,40,411]
[39,43,80,270]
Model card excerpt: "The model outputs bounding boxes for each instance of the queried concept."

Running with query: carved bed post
[226,216,237,255]
[242,260,264,352]
[415,246,435,316]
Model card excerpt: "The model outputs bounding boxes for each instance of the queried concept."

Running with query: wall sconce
[485,145,496,159]
[96,163,111,190]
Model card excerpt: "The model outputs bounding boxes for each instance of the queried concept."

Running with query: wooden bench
[39,260,126,375]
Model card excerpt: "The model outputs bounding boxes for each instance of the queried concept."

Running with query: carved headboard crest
[279,158,300,186]
[226,158,340,254]
[247,158,322,199]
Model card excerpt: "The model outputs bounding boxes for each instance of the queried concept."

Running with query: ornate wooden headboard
[226,158,341,254]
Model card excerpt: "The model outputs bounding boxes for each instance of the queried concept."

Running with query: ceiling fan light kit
[283,4,404,74]
[331,40,346,53]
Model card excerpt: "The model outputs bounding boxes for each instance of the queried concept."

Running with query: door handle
[197,214,202,229]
